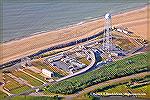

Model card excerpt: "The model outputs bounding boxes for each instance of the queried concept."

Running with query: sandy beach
[0,5,149,64]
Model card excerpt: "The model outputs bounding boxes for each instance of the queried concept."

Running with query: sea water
[2,2,147,42]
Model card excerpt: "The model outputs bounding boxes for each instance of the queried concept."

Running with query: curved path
[56,49,96,82]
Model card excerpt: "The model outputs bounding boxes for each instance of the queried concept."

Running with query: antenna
[103,13,113,61]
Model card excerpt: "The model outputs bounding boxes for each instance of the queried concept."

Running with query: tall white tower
[103,13,112,61]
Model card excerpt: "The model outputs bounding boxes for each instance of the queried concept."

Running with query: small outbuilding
[42,69,53,78]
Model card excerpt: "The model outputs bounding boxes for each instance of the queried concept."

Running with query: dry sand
[0,5,149,64]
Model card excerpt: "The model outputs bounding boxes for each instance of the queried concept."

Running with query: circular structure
[105,13,111,19]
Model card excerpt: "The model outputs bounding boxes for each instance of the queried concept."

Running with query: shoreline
[0,5,149,64]
[2,4,147,44]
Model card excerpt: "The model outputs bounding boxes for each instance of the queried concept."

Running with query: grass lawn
[115,38,136,51]
[104,84,130,93]
[12,71,43,86]
[43,90,64,97]
[79,57,90,65]
[3,74,23,91]
[97,84,150,99]
[132,84,150,99]
[3,74,14,82]
[10,86,31,94]
[11,96,61,100]
[23,69,46,82]
[4,80,23,91]
[0,91,7,100]
[95,75,150,99]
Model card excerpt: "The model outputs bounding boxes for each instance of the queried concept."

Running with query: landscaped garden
[0,91,7,100]
[3,74,23,91]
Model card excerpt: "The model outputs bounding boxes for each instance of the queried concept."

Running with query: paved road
[64,72,150,99]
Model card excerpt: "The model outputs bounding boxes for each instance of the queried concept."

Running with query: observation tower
[103,13,112,61]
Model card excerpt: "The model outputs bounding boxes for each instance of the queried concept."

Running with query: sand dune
[0,5,149,64]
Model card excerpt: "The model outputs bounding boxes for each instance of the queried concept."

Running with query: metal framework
[103,13,112,61]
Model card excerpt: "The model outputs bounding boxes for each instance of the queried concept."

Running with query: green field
[12,71,43,86]
[9,86,31,94]
[85,75,150,99]
[3,74,23,91]
[23,69,46,82]
[4,80,23,91]
[10,96,62,100]
[0,91,7,100]
[115,38,137,51]
[105,84,129,93]
[44,51,150,94]
[3,74,31,95]
[96,84,150,99]
[133,85,150,98]
[79,57,90,65]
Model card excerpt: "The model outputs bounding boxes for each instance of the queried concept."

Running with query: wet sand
[0,5,149,64]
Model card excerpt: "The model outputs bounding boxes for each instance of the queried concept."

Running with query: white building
[116,28,123,32]
[123,30,129,34]
[42,69,53,78]
[71,61,86,68]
